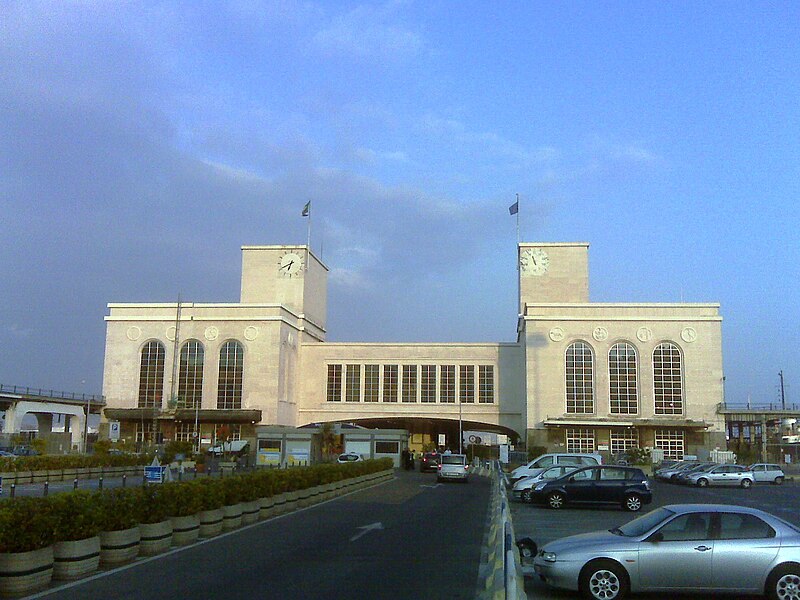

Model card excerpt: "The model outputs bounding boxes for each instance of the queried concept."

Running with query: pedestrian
[401,448,410,470]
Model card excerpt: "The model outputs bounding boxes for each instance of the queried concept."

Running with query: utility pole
[779,370,786,410]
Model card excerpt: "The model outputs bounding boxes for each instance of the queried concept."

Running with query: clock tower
[240,245,328,336]
[519,243,590,306]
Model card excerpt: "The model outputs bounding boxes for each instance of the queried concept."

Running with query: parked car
[685,463,755,488]
[12,445,39,457]
[528,465,652,512]
[420,452,440,472]
[654,460,700,481]
[749,463,786,485]
[533,503,800,600]
[509,453,603,485]
[0,450,15,458]
[672,462,717,484]
[337,452,363,463]
[512,465,579,503]
[437,453,469,483]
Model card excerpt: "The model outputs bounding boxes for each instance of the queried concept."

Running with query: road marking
[350,522,384,542]
[420,483,442,489]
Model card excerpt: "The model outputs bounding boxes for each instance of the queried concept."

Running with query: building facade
[101,242,726,459]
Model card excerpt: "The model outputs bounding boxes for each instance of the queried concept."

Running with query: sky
[1,1,798,409]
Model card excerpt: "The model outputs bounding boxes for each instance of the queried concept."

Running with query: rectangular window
[212,423,241,444]
[610,429,639,456]
[654,429,685,461]
[175,422,197,442]
[479,365,494,403]
[375,441,399,454]
[345,364,361,402]
[459,365,475,403]
[326,364,342,402]
[440,365,456,403]
[421,365,436,403]
[566,428,595,453]
[364,364,380,402]
[382,365,398,402]
[135,421,161,444]
[402,365,418,403]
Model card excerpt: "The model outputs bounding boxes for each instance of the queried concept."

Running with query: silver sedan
[684,464,755,488]
[533,503,800,600]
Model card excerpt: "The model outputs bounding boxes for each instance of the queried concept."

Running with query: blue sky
[1,1,798,407]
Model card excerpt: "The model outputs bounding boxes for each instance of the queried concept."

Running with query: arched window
[566,342,594,414]
[178,340,204,409]
[218,340,243,409]
[609,342,638,414]
[138,341,165,408]
[654,342,683,414]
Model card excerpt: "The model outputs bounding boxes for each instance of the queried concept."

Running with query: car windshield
[441,455,465,465]
[615,507,675,537]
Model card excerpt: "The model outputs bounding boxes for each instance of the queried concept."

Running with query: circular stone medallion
[681,327,698,343]
[637,327,653,342]
[592,327,608,341]
[244,326,259,341]
[549,327,565,342]
[204,326,219,341]
[126,326,142,341]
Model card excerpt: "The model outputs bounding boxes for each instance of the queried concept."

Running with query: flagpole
[307,204,312,251]
[516,193,521,316]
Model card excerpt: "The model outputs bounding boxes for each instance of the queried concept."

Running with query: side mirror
[516,537,538,559]
[569,476,576,482]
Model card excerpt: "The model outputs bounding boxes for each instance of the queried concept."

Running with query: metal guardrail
[0,383,104,403]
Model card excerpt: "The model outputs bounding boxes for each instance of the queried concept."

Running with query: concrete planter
[271,492,288,516]
[241,500,260,525]
[170,514,200,546]
[283,491,299,513]
[53,536,100,580]
[258,496,275,520]
[199,509,224,538]
[76,468,91,480]
[222,503,243,531]
[0,472,16,486]
[297,487,313,508]
[139,521,173,556]
[99,527,140,566]
[61,469,77,482]
[13,471,32,485]
[0,546,54,597]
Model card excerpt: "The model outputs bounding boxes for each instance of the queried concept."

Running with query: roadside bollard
[99,477,104,490]
[10,484,15,498]
[178,470,182,482]
[122,474,127,488]
[73,478,78,490]
[44,482,49,497]
[193,468,197,479]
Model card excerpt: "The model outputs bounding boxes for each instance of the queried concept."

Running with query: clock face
[520,248,549,276]
[278,251,304,277]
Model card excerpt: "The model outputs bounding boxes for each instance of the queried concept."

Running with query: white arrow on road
[350,522,384,542]
[420,483,442,489]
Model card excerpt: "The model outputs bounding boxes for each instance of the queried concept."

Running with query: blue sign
[144,466,166,484]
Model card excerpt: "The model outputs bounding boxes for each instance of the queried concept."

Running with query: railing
[718,402,800,412]
[0,384,104,403]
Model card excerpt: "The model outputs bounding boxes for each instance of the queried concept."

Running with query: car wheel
[774,476,784,485]
[766,564,800,600]
[623,493,642,512]
[521,490,532,503]
[547,492,565,509]
[697,478,709,488]
[580,559,629,600]
[741,478,753,489]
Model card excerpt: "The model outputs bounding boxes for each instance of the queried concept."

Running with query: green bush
[158,481,203,517]
[50,490,103,541]
[137,485,174,524]
[0,497,57,553]
[95,488,142,531]
[191,478,225,511]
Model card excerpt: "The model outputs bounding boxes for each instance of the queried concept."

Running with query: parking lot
[511,477,800,599]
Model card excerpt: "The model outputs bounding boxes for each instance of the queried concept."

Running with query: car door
[562,467,597,502]
[750,464,766,483]
[594,467,628,502]
[638,512,714,591]
[712,512,780,592]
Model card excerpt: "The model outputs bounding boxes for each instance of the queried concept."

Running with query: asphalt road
[28,470,490,600]
[512,479,800,599]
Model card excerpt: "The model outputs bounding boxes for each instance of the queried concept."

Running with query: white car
[748,463,786,485]
[509,453,602,485]
[684,464,754,488]
[512,465,579,502]
[437,453,469,482]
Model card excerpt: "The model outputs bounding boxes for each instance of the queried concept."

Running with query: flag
[301,201,311,217]
[508,200,518,215]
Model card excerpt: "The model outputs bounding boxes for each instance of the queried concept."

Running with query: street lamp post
[458,396,463,454]
[82,379,89,453]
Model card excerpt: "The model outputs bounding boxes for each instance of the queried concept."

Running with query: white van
[508,453,602,484]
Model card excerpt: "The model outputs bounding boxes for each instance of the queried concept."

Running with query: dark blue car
[529,465,652,512]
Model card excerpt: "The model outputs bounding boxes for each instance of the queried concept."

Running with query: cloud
[313,2,423,60]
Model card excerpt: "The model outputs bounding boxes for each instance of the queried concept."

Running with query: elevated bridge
[0,384,105,452]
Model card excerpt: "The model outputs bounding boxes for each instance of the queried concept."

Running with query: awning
[103,408,262,424]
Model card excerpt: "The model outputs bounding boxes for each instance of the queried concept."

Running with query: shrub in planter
[192,478,225,512]
[160,482,203,518]
[137,487,173,556]
[0,497,57,553]
[95,489,142,566]
[50,491,102,580]
[0,497,57,595]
